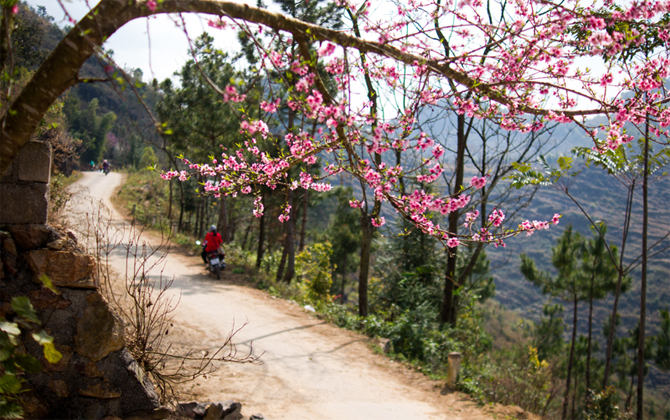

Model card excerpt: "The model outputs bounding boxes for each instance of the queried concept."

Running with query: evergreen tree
[521,226,588,420]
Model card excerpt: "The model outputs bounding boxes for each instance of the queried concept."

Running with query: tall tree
[579,225,624,396]
[521,226,587,420]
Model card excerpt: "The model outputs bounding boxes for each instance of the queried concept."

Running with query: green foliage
[461,346,553,414]
[64,96,116,164]
[533,303,566,360]
[296,242,334,304]
[656,308,670,370]
[139,146,158,168]
[584,387,633,420]
[1,294,63,418]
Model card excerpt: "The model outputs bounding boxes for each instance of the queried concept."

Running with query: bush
[296,242,333,304]
[461,346,553,414]
[584,387,633,420]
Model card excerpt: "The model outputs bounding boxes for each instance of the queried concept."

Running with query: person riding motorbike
[102,159,110,174]
[201,225,224,267]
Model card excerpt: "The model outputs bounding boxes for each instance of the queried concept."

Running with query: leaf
[0,323,19,337]
[0,375,22,394]
[0,398,24,419]
[0,344,13,362]
[13,354,42,374]
[511,161,531,173]
[42,343,62,364]
[31,330,53,346]
[557,156,573,171]
[39,275,59,296]
[10,297,39,325]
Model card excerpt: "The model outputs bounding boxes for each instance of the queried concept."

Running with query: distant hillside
[489,163,670,336]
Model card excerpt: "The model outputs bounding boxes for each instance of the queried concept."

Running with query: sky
[26,0,247,83]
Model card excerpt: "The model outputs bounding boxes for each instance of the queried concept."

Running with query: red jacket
[204,231,223,253]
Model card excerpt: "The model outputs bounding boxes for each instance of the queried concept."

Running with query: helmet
[209,225,217,233]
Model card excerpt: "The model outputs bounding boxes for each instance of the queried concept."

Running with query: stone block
[25,249,96,288]
[18,141,52,183]
[0,183,49,224]
[48,379,69,398]
[5,224,55,251]
[74,293,124,362]
[78,383,122,399]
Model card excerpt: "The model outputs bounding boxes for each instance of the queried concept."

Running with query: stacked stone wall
[0,142,161,419]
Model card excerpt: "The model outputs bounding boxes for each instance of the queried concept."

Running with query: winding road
[70,171,511,420]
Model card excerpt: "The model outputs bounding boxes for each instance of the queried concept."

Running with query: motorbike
[196,241,225,279]
[103,166,110,175]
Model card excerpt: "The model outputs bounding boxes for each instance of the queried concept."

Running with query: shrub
[296,242,333,304]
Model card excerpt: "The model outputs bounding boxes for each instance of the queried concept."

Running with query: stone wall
[0,143,161,419]
[0,141,52,225]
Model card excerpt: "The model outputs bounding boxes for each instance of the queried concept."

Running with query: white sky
[26,0,248,83]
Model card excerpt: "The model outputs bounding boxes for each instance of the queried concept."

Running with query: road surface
[69,171,520,420]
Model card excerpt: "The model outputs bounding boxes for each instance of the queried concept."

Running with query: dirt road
[70,171,520,420]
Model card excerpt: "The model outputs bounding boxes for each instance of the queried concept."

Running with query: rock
[26,249,96,289]
[42,344,72,373]
[19,390,50,419]
[250,415,265,420]
[101,349,160,414]
[83,402,106,420]
[28,288,72,310]
[193,402,209,417]
[1,235,18,276]
[74,293,125,362]
[5,224,53,251]
[217,401,242,420]
[47,237,67,250]
[124,407,171,420]
[2,236,17,256]
[204,403,224,420]
[17,141,52,184]
[178,401,203,418]
[84,361,104,378]
[48,379,69,398]
[66,229,78,244]
[78,383,122,399]
[0,184,50,224]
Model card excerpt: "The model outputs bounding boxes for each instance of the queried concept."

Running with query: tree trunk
[256,193,266,269]
[178,179,185,231]
[358,215,373,317]
[603,181,635,389]
[282,190,296,284]
[299,190,308,252]
[637,108,650,420]
[586,286,594,395]
[218,195,230,243]
[562,297,579,420]
[241,217,252,250]
[194,200,201,236]
[341,252,347,303]
[168,178,173,220]
[276,232,288,282]
[440,114,466,325]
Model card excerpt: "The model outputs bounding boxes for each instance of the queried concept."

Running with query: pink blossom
[470,175,487,189]
[371,217,386,227]
[447,237,460,248]
[146,0,157,12]
[317,42,336,57]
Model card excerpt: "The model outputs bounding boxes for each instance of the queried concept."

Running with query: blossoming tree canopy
[6,0,669,247]
[156,0,669,247]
